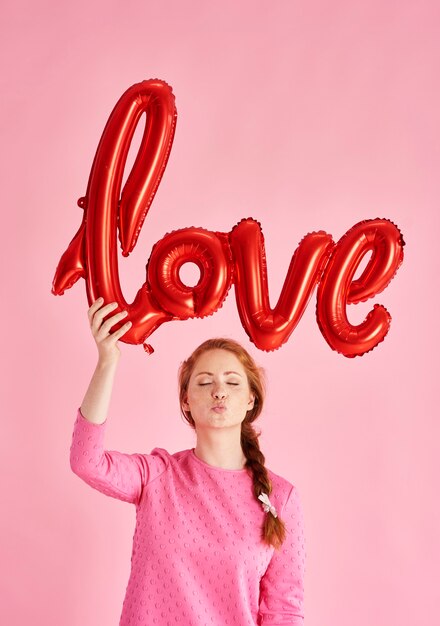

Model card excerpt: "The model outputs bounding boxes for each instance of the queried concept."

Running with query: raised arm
[80,298,132,424]
[71,298,157,505]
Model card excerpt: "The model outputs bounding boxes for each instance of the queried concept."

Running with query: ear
[182,394,190,411]
[248,393,255,409]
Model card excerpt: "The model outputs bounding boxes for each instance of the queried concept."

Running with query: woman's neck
[194,431,247,470]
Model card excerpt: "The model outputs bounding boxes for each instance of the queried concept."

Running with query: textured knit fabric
[70,410,306,626]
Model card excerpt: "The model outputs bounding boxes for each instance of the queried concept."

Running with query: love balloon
[52,79,404,356]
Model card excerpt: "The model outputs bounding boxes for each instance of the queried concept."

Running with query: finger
[87,297,104,323]
[105,321,132,343]
[91,302,119,333]
[97,311,129,337]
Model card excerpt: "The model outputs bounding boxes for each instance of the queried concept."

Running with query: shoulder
[149,447,191,459]
[266,466,302,516]
[148,447,192,468]
[266,465,295,492]
[140,447,192,483]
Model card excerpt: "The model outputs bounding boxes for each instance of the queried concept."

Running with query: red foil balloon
[316,219,405,357]
[230,218,335,351]
[147,227,233,318]
[52,80,178,352]
[53,79,405,356]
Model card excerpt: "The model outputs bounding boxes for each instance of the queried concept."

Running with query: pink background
[2,1,439,624]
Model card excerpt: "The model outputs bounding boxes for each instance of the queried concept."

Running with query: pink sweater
[70,410,305,625]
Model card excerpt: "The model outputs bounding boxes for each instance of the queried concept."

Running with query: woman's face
[183,349,255,432]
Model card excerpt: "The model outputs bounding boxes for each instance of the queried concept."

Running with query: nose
[212,382,227,399]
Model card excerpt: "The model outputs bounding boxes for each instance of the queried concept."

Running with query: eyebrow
[194,371,243,377]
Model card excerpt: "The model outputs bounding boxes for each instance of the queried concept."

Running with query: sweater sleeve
[258,485,306,625]
[69,409,168,506]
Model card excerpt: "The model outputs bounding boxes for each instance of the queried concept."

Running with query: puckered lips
[211,403,226,413]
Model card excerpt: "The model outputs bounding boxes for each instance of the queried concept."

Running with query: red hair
[178,338,286,550]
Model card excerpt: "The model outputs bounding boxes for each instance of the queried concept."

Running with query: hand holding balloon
[79,299,134,424]
[87,298,132,365]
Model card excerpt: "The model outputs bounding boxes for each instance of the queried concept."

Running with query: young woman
[70,298,306,625]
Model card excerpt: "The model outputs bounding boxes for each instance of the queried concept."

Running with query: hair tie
[258,493,277,518]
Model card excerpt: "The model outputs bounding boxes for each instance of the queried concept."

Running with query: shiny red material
[147,227,233,318]
[52,80,405,356]
[230,219,335,351]
[52,79,177,352]
[316,219,405,357]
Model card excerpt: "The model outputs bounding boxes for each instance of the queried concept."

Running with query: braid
[241,421,286,550]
